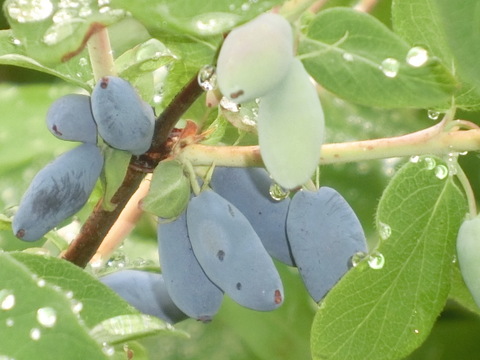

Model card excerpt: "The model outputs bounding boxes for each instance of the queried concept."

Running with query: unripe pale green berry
[257,58,325,189]
[457,216,480,307]
[216,13,293,104]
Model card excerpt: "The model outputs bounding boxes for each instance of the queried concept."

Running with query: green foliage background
[2,0,480,359]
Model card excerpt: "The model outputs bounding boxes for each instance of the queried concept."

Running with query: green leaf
[435,0,480,95]
[115,38,176,80]
[298,8,456,108]
[141,159,190,220]
[0,30,93,89]
[10,252,137,328]
[311,156,467,360]
[0,253,108,359]
[110,0,285,37]
[101,147,131,211]
[90,314,187,345]
[3,0,125,65]
[391,0,480,110]
[391,0,452,64]
[200,112,229,145]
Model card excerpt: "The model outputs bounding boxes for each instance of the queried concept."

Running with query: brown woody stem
[62,167,144,268]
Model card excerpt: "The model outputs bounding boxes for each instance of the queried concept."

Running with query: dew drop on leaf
[427,109,440,120]
[379,58,400,78]
[70,299,83,314]
[351,251,367,267]
[30,327,41,341]
[424,157,436,170]
[6,0,54,23]
[367,252,385,269]
[342,52,354,62]
[102,342,115,356]
[269,183,290,201]
[0,290,15,311]
[5,318,14,327]
[406,46,429,67]
[409,155,420,163]
[36,307,57,328]
[0,355,15,360]
[198,65,217,91]
[434,165,449,180]
[378,222,391,240]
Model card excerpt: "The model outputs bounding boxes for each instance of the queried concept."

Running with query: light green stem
[87,27,116,81]
[455,163,477,218]
[177,122,480,167]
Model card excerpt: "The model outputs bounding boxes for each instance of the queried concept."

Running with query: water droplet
[241,2,250,11]
[409,155,420,163]
[11,37,22,46]
[434,165,448,179]
[37,278,46,287]
[6,318,14,327]
[406,46,429,67]
[351,251,367,267]
[98,0,110,6]
[368,252,385,270]
[445,152,459,175]
[106,253,128,269]
[0,355,15,360]
[102,342,115,356]
[342,52,354,62]
[7,0,54,23]
[220,97,240,112]
[378,222,391,240]
[30,328,41,341]
[71,299,83,314]
[269,183,290,201]
[424,157,436,170]
[65,290,74,299]
[78,57,88,66]
[413,329,420,334]
[197,65,217,91]
[427,110,440,120]
[37,307,57,328]
[0,290,15,310]
[152,94,162,104]
[380,58,400,78]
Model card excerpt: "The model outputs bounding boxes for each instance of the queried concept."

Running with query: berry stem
[87,26,116,81]
[149,72,204,152]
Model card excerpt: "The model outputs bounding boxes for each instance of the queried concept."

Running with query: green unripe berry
[216,13,294,104]
[457,216,480,307]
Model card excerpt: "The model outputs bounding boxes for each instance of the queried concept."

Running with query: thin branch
[177,123,480,167]
[62,166,144,268]
[150,73,204,152]
[91,175,152,266]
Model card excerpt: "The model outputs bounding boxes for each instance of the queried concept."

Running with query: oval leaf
[141,159,191,219]
[298,8,456,108]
